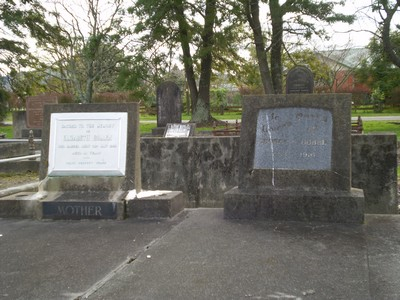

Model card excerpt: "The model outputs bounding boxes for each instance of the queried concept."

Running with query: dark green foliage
[0,0,63,75]
[356,32,400,106]
[0,88,10,122]
[243,0,354,94]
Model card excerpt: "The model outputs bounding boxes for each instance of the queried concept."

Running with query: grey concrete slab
[1,209,400,300]
[364,214,400,299]
[88,209,370,300]
[0,212,187,300]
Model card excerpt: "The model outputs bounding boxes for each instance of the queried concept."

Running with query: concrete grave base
[0,192,37,218]
[224,187,365,223]
[126,191,186,219]
[0,190,186,220]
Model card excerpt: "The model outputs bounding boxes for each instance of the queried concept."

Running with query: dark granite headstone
[254,107,332,170]
[286,66,314,94]
[152,81,182,136]
[224,94,364,223]
[157,81,182,127]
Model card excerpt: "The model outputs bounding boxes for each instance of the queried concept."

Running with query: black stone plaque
[286,66,314,94]
[157,81,182,127]
[42,201,118,220]
[254,107,332,170]
[164,123,196,137]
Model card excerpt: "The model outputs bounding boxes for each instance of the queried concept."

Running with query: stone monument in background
[286,66,314,94]
[152,81,182,136]
[13,94,59,138]
[224,66,364,223]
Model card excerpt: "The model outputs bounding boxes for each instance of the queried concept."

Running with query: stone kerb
[224,94,365,223]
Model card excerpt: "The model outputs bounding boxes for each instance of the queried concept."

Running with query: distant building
[316,48,370,94]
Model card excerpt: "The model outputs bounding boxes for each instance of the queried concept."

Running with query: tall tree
[37,0,132,103]
[0,0,62,86]
[131,0,242,124]
[372,0,400,67]
[356,32,400,98]
[242,0,354,94]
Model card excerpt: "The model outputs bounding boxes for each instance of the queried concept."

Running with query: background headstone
[156,81,182,128]
[286,66,314,94]
[26,94,58,128]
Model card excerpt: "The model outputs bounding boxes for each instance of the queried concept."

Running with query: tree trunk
[175,0,198,112]
[382,2,400,68]
[192,0,216,123]
[269,0,283,94]
[245,0,274,94]
[84,60,94,103]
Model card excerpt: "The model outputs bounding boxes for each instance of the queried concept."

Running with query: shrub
[0,89,10,122]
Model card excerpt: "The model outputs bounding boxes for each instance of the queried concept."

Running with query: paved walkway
[1,208,399,300]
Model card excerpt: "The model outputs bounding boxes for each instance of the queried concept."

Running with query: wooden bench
[212,120,241,136]
[139,105,157,115]
[351,116,363,134]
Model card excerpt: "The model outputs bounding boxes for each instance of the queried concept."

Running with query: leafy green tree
[37,0,132,103]
[372,0,400,68]
[0,0,62,78]
[130,0,244,124]
[356,33,400,103]
[0,87,9,122]
[6,69,46,100]
[116,52,169,106]
[242,0,354,94]
[229,46,264,94]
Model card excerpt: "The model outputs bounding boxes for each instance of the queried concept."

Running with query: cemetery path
[355,116,400,121]
[1,209,399,299]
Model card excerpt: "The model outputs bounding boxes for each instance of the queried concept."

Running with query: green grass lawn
[0,125,12,138]
[363,121,400,138]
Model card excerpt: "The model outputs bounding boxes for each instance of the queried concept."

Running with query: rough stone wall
[1,134,397,213]
[352,133,398,214]
[141,134,398,213]
[141,137,240,207]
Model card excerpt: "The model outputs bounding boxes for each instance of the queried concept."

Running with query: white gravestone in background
[48,112,127,176]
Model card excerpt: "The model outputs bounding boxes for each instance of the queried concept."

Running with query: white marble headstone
[48,112,127,176]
